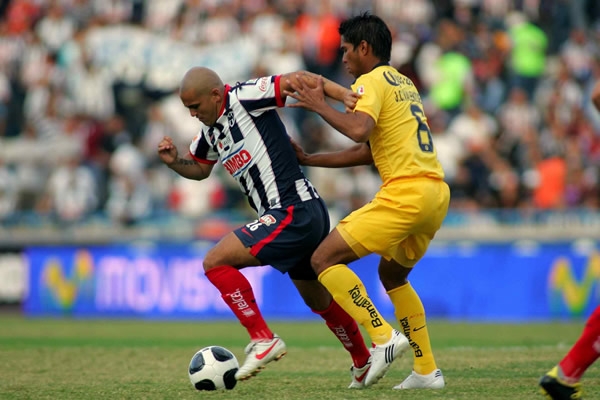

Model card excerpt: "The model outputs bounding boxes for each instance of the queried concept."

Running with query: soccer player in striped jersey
[285,12,449,389]
[539,306,600,399]
[157,66,372,386]
[538,81,600,400]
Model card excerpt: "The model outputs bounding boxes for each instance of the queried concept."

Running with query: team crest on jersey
[356,85,365,95]
[259,214,276,226]
[227,110,235,127]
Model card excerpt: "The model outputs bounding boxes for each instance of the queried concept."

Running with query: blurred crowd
[0,0,599,229]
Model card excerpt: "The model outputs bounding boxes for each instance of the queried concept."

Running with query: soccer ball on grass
[188,345,239,390]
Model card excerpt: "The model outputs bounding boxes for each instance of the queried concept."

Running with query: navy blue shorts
[233,198,330,280]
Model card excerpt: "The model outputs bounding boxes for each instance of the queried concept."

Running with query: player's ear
[359,40,369,56]
[210,87,222,102]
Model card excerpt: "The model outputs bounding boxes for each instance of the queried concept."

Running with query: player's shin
[205,265,273,341]
[318,264,394,344]
[388,283,437,375]
[558,305,600,381]
[313,299,371,368]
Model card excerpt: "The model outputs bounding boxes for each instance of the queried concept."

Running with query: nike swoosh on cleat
[413,325,426,331]
[355,367,370,383]
[255,339,280,360]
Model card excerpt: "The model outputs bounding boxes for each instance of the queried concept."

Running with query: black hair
[338,12,392,63]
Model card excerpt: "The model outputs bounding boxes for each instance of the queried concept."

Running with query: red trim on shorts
[274,75,285,108]
[250,205,294,256]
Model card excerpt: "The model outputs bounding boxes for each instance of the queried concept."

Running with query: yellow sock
[388,283,437,375]
[319,264,393,345]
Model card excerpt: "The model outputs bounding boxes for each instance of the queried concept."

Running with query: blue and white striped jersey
[189,75,320,217]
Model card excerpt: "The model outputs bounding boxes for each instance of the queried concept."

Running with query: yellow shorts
[337,177,450,267]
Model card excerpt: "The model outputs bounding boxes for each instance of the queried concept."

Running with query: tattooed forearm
[173,158,197,166]
[166,156,209,180]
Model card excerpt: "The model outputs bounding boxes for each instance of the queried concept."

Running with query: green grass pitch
[1,315,598,399]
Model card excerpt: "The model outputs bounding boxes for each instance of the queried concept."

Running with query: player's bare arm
[286,76,375,143]
[157,136,213,180]
[282,73,359,112]
[280,71,358,108]
[291,138,372,168]
[592,81,600,112]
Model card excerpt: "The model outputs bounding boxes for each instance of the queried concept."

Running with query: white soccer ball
[188,346,239,390]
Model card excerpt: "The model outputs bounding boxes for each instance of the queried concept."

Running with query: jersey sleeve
[189,132,218,164]
[351,75,383,124]
[235,75,284,112]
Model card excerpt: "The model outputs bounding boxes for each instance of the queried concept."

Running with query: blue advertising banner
[24,240,600,321]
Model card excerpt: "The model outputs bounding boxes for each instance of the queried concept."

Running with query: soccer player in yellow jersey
[285,12,450,389]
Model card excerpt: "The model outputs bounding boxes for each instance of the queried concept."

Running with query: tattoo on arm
[174,158,196,166]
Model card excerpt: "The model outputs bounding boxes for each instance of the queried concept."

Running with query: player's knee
[380,276,408,292]
[202,249,221,271]
[310,253,328,276]
[202,260,214,272]
[378,266,409,291]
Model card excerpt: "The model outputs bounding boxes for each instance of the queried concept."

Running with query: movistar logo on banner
[42,250,94,311]
[548,252,600,316]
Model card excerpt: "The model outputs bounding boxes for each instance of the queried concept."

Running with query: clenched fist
[157,136,179,166]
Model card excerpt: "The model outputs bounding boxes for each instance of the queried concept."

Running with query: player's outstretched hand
[285,75,326,112]
[343,90,360,113]
[157,136,178,166]
[289,137,309,165]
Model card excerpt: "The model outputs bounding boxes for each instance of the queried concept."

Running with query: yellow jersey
[351,65,445,184]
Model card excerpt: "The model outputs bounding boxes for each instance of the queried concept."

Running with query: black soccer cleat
[539,366,583,400]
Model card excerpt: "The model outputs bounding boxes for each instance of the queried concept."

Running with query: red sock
[560,306,600,380]
[313,300,371,368]
[205,266,273,341]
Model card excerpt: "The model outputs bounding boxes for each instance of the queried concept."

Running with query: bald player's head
[179,67,225,126]
[180,67,223,98]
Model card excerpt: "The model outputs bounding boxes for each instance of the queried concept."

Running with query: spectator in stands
[35,2,75,56]
[5,0,40,36]
[506,12,548,99]
[447,101,498,154]
[65,53,115,121]
[424,19,474,117]
[105,140,152,225]
[295,1,342,80]
[38,154,99,225]
[560,28,596,84]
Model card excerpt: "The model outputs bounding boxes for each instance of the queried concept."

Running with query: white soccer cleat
[234,334,287,381]
[393,368,445,389]
[364,329,410,386]
[348,357,372,389]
